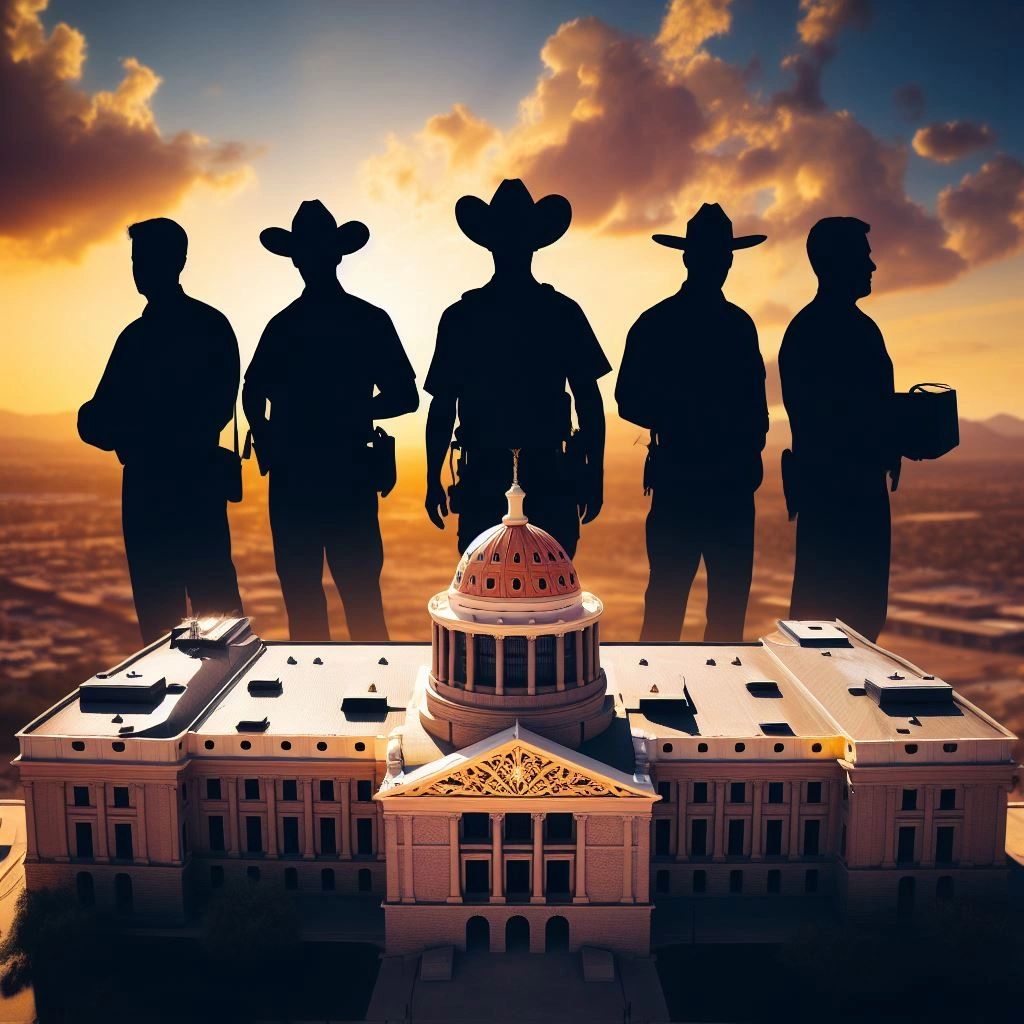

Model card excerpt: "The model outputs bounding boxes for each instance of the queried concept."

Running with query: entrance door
[466,915,490,952]
[545,860,571,901]
[545,915,569,952]
[505,915,529,952]
[505,860,530,901]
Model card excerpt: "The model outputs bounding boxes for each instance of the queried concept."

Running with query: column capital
[489,811,505,821]
[531,811,545,821]
[573,812,589,821]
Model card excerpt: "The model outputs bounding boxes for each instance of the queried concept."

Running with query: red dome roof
[452,521,580,602]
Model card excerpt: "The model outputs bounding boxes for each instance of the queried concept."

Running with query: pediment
[380,724,655,799]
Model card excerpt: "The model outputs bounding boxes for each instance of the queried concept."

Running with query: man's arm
[370,311,419,421]
[569,374,606,524]
[196,312,240,441]
[78,330,131,455]
[615,317,655,429]
[241,322,276,473]
[425,394,456,529]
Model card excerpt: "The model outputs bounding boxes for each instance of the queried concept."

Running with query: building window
[729,870,743,894]
[939,788,956,811]
[320,818,337,855]
[806,782,822,804]
[545,813,573,842]
[935,826,955,865]
[536,635,557,684]
[729,782,746,804]
[803,819,821,857]
[282,817,300,856]
[319,780,335,802]
[206,778,222,800]
[210,865,224,889]
[692,782,708,804]
[697,742,708,753]
[765,819,783,857]
[464,859,490,899]
[73,786,90,807]
[896,825,915,865]
[901,788,917,811]
[690,819,708,857]
[284,867,298,891]
[505,637,528,688]
[692,870,707,894]
[504,813,532,844]
[113,787,130,809]
[208,816,225,852]
[321,868,335,891]
[727,819,745,856]
[245,816,263,854]
[462,812,490,842]
[564,631,579,684]
[804,869,819,894]
[655,819,671,856]
[767,782,783,804]
[766,869,781,894]
[282,779,298,802]
[475,634,496,686]
[243,779,260,801]
[74,821,94,859]
[356,819,373,856]
[357,780,373,803]
[657,781,672,802]
[114,824,133,862]
[76,871,95,907]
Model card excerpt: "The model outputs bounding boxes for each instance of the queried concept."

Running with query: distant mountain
[0,409,79,446]
[981,413,1024,438]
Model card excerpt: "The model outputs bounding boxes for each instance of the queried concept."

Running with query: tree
[199,880,301,966]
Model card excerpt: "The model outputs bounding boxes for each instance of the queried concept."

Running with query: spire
[502,448,528,526]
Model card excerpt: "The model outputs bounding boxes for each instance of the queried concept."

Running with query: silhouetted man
[424,179,609,556]
[617,203,768,642]
[780,217,897,641]
[78,218,243,643]
[244,200,417,641]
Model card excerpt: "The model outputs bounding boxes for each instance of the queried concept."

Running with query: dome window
[486,578,496,590]
[513,552,521,563]
[511,577,522,591]
[476,553,484,561]
[492,552,500,562]
[538,579,548,591]
[455,571,463,583]
[470,575,476,585]
[558,575,566,586]
[548,552,557,561]
[533,552,542,563]
[569,573,575,585]
[558,551,566,559]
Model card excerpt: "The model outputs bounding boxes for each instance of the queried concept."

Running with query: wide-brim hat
[653,202,766,252]
[456,178,572,252]
[260,199,369,259]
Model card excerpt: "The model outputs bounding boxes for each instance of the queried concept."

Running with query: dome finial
[503,448,528,526]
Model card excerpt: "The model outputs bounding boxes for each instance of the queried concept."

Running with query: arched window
[76,871,95,907]
[466,915,489,952]
[545,915,569,952]
[505,915,529,952]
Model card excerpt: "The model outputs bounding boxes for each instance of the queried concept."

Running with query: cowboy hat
[260,199,369,259]
[456,179,572,252]
[653,203,766,252]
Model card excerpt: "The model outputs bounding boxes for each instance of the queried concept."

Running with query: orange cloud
[913,120,996,164]
[939,155,1024,263]
[0,0,254,259]
[362,2,1024,293]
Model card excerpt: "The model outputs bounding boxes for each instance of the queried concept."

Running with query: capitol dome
[422,458,610,750]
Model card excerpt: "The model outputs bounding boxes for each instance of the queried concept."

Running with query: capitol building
[14,477,1017,963]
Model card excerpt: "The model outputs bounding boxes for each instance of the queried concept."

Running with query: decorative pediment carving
[414,743,633,798]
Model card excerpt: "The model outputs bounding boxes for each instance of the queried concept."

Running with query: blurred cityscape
[1,410,1022,794]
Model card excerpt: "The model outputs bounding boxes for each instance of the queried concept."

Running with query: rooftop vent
[378,657,388,666]
[341,695,388,714]
[639,658,649,667]
[760,722,794,736]
[247,678,283,697]
[864,677,954,709]
[313,657,323,665]
[731,657,742,666]
[80,675,167,705]
[236,717,270,733]
[169,616,252,651]
[287,656,297,665]
[746,681,782,698]
[779,620,852,648]
[706,658,716,666]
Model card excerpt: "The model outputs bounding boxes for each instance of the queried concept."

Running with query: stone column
[448,629,457,686]
[95,785,109,862]
[438,628,448,683]
[340,780,352,858]
[495,637,505,695]
[751,781,763,858]
[960,785,976,867]
[227,778,240,857]
[466,633,476,692]
[882,786,896,867]
[592,623,601,676]
[135,784,149,864]
[582,626,591,683]
[384,817,400,902]
[555,634,566,691]
[621,815,634,903]
[527,637,537,695]
[922,786,936,866]
[712,782,725,861]
[447,815,461,903]
[431,623,439,677]
[303,779,315,858]
[573,814,588,902]
[167,785,182,863]
[676,781,687,860]
[264,778,277,856]
[490,812,505,902]
[401,815,415,903]
[788,782,801,861]
[575,631,585,686]
[531,812,544,903]
[993,784,1009,868]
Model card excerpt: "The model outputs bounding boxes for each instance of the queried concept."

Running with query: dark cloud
[939,155,1024,263]
[0,0,253,259]
[913,120,996,164]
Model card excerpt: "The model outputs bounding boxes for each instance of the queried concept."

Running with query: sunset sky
[2,0,1022,433]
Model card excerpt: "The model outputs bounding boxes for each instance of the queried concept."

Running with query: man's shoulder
[630,293,683,333]
[722,299,756,329]
[339,291,393,323]
[182,294,233,330]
